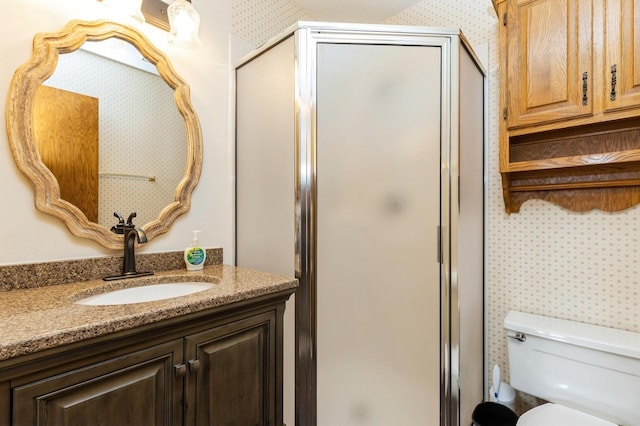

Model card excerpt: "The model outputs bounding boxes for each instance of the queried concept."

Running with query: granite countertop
[0,265,298,362]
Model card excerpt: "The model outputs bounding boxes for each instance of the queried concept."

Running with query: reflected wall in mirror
[39,39,186,228]
[6,20,202,250]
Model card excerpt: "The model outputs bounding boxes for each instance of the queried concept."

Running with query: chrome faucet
[103,212,153,281]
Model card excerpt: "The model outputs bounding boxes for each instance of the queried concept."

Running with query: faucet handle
[124,213,146,243]
[123,212,139,234]
[126,212,137,225]
[110,212,126,234]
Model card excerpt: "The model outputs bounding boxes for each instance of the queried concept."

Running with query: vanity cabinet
[185,311,277,425]
[495,0,640,213]
[0,291,290,426]
[12,340,184,425]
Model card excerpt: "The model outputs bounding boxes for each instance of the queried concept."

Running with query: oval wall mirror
[6,20,202,250]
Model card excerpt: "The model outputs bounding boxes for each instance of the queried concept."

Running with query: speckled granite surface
[0,248,223,291]
[0,264,297,362]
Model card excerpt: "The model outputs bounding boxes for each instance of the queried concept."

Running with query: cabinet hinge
[503,106,508,120]
[503,12,507,25]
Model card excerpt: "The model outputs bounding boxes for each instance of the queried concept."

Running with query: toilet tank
[505,311,640,425]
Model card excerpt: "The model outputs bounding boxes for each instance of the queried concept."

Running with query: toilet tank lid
[504,311,640,359]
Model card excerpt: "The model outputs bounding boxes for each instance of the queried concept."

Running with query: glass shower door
[316,42,443,425]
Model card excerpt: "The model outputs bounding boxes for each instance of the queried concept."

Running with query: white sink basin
[76,282,214,306]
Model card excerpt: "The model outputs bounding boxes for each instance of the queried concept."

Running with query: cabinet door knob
[188,359,201,373]
[174,363,187,378]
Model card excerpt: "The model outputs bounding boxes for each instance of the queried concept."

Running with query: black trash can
[471,402,518,426]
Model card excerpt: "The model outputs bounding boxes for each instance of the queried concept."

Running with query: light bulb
[168,0,201,48]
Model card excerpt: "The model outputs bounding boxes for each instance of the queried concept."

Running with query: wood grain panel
[604,0,640,112]
[33,85,99,222]
[526,0,569,108]
[506,186,640,212]
[506,0,593,128]
[185,312,277,426]
[0,381,8,426]
[12,340,183,426]
[509,149,640,171]
[497,0,640,213]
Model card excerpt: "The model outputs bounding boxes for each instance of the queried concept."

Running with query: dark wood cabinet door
[185,312,278,426]
[12,340,183,426]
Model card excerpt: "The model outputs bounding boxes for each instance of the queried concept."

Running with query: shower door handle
[437,225,448,264]
[437,225,442,264]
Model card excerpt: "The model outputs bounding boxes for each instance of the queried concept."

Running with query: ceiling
[293,0,425,23]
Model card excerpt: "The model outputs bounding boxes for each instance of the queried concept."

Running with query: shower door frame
[292,23,459,426]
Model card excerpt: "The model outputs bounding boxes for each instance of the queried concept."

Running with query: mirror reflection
[33,39,187,228]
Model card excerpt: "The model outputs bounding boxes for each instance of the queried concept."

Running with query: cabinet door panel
[12,340,183,426]
[604,0,640,112]
[507,0,593,128]
[185,312,276,426]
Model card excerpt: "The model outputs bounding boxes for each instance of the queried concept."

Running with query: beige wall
[1,0,233,264]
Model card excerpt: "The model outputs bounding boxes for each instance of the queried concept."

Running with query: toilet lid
[517,403,617,426]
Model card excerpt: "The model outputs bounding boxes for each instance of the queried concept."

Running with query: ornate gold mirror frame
[6,20,202,250]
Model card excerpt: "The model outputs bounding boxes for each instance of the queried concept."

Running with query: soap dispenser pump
[184,230,206,271]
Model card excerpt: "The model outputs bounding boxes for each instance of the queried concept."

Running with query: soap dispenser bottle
[184,230,206,271]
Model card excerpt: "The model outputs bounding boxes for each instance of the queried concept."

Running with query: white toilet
[504,311,640,426]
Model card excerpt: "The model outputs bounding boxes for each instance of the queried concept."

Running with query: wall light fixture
[98,0,201,49]
[167,0,201,48]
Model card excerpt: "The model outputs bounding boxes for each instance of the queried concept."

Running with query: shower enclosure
[235,22,486,426]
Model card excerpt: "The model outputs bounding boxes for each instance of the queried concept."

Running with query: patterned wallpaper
[232,0,312,46]
[231,0,640,413]
[44,44,186,228]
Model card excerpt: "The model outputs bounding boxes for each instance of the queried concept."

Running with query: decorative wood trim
[506,187,640,213]
[508,149,640,172]
[6,20,203,250]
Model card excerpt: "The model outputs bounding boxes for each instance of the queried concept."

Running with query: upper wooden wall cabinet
[494,0,640,213]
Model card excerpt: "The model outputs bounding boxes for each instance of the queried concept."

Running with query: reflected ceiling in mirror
[6,20,202,250]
